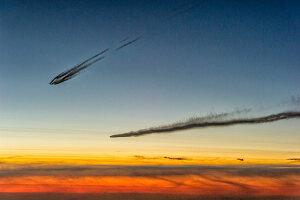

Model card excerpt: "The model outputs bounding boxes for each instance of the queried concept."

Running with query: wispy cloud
[290,95,300,106]
[110,111,300,138]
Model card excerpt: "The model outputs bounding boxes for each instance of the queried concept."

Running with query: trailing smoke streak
[49,49,108,85]
[121,36,130,42]
[55,56,105,84]
[49,2,201,85]
[110,111,300,138]
[114,2,200,52]
[72,48,108,69]
[115,37,141,51]
[169,1,202,19]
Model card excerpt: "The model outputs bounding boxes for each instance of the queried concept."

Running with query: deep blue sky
[0,0,299,148]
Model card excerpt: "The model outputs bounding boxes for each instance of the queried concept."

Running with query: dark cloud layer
[1,164,299,198]
[287,158,300,161]
[1,164,299,178]
[110,111,300,138]
[1,193,298,200]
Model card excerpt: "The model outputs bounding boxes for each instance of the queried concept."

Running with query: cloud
[1,164,300,197]
[133,155,190,161]
[290,96,300,105]
[287,158,300,161]
[110,111,300,138]
[280,95,300,108]
[133,155,149,159]
[163,156,189,161]
[1,193,298,200]
[1,164,299,178]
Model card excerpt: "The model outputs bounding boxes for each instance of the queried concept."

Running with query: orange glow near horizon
[1,154,299,166]
[1,153,299,197]
[1,175,300,196]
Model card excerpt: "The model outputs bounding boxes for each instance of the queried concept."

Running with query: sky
[0,0,300,199]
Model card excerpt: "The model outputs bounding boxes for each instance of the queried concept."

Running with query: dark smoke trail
[169,1,202,19]
[121,36,130,42]
[110,111,300,138]
[115,37,141,51]
[52,56,105,84]
[49,49,108,85]
[74,48,108,68]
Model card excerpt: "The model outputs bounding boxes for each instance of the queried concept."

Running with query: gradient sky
[1,1,300,199]
[0,0,300,164]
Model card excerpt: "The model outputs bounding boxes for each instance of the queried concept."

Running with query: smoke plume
[110,111,300,138]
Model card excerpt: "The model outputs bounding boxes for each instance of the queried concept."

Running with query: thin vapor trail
[49,49,108,85]
[110,111,300,138]
[49,2,201,85]
[55,56,105,84]
[169,1,202,19]
[121,36,130,42]
[115,37,141,51]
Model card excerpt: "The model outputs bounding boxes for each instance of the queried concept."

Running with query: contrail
[171,2,191,12]
[115,36,141,51]
[110,111,300,138]
[49,2,202,85]
[121,36,130,42]
[49,49,109,85]
[52,56,105,84]
[169,1,202,19]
